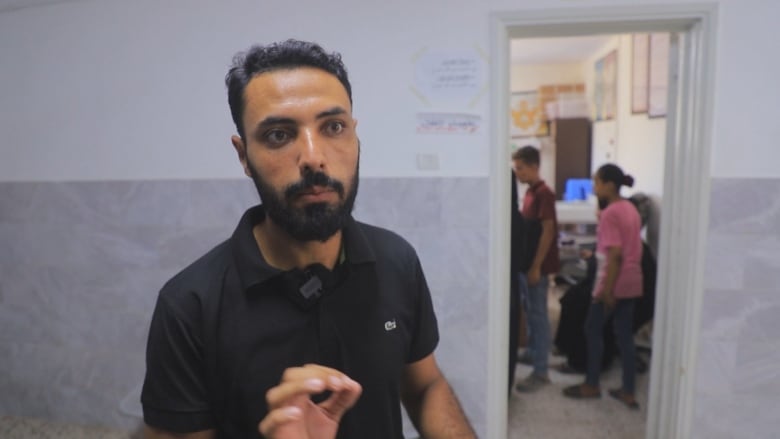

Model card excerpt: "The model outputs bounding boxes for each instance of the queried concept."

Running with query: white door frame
[486,4,718,438]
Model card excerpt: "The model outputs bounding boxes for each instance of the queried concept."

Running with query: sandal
[609,389,640,410]
[562,384,601,399]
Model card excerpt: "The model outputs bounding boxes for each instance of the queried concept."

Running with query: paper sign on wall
[416,112,481,135]
[412,48,485,105]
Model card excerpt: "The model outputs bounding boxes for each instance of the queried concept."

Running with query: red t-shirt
[521,180,560,275]
[593,199,643,299]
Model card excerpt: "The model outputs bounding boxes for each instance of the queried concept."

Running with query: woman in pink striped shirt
[563,163,643,410]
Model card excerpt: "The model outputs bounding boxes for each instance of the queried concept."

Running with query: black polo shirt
[141,205,439,438]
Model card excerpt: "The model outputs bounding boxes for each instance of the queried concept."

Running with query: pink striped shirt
[593,199,643,299]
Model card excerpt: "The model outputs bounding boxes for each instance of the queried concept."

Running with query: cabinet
[551,118,592,200]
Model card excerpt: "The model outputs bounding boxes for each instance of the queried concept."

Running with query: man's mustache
[284,171,345,199]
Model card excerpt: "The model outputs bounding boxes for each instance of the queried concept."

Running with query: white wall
[0,0,495,181]
[2,0,779,182]
[510,62,584,92]
[510,62,585,192]
[710,1,780,178]
[585,34,667,198]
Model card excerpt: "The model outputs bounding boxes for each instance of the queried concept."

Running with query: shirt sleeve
[141,289,215,433]
[406,257,440,363]
[536,188,557,222]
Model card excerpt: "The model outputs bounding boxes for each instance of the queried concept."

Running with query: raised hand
[258,364,362,439]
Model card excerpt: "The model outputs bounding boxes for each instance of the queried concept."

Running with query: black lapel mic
[299,270,323,300]
[282,263,331,310]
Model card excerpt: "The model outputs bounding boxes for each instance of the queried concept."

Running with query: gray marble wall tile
[698,289,768,342]
[0,341,145,430]
[12,176,780,438]
[742,240,780,290]
[0,177,490,438]
[692,337,737,398]
[708,178,780,234]
[395,225,490,296]
[702,234,750,290]
[693,177,780,439]
[693,395,780,439]
[352,178,445,228]
[733,340,780,396]
[0,180,260,228]
[439,177,490,228]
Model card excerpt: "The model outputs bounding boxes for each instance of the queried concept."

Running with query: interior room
[507,33,666,438]
[1,1,779,439]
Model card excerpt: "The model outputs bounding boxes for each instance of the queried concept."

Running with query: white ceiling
[511,35,615,65]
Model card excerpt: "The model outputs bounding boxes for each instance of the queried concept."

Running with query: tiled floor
[508,357,649,439]
[0,416,139,439]
[508,283,650,439]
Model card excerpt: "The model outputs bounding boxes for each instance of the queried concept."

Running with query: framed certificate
[648,33,670,118]
[632,34,650,114]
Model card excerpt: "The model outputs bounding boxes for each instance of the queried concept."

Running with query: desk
[556,201,597,284]
[556,200,597,225]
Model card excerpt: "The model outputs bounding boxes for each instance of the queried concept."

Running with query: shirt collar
[527,179,546,192]
[230,205,375,293]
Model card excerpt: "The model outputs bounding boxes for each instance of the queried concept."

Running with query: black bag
[517,215,541,272]
[515,183,542,272]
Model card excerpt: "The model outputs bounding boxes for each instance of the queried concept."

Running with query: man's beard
[248,162,359,242]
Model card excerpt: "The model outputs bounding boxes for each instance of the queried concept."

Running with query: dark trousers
[585,299,637,394]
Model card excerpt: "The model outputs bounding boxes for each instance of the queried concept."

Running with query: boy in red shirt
[511,146,560,392]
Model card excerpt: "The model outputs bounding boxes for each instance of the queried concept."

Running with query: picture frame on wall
[648,33,670,118]
[603,50,617,120]
[593,50,617,121]
[632,33,650,114]
[593,58,604,120]
[509,91,544,138]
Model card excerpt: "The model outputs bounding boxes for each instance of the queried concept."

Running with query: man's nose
[298,128,326,173]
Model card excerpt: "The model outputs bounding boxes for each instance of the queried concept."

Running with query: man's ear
[231,135,252,178]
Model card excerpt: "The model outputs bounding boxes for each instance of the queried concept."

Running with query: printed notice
[412,49,485,105]
[416,112,481,135]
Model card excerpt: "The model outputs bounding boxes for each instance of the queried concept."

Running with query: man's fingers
[266,377,328,408]
[319,377,362,420]
[280,364,348,383]
[267,365,356,409]
[258,406,302,436]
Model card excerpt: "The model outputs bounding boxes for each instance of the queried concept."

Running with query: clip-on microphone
[299,271,323,300]
[282,263,330,310]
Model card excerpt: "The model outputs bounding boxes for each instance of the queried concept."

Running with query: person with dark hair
[141,39,475,439]
[511,145,560,392]
[553,194,657,375]
[563,163,643,410]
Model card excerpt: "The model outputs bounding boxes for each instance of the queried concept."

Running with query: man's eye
[325,121,345,135]
[264,129,291,145]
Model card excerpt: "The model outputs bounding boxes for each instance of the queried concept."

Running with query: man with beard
[141,40,475,439]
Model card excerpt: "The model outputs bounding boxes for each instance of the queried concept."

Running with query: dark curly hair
[596,163,634,189]
[225,39,353,139]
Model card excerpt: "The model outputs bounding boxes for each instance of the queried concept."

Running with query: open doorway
[507,33,668,438]
[486,5,718,439]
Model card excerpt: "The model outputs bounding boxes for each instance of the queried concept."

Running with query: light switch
[416,153,439,170]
